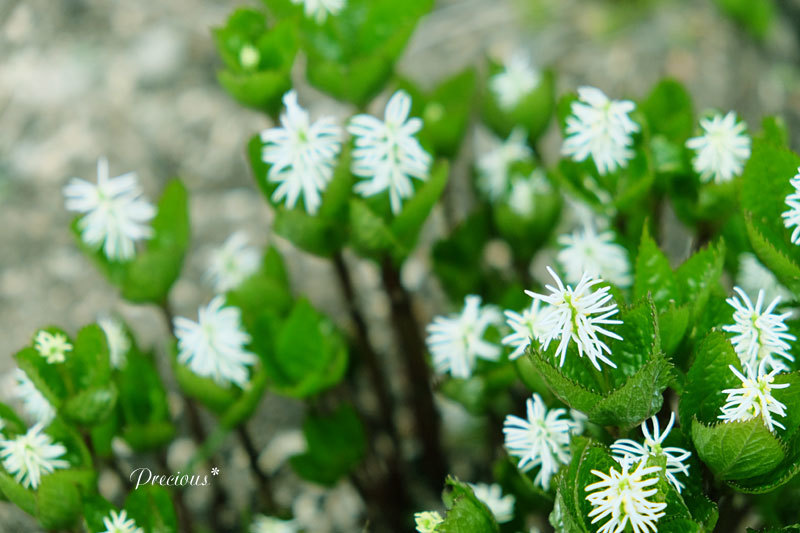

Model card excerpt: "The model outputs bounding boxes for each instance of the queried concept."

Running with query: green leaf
[483,65,555,143]
[124,485,178,533]
[692,418,785,480]
[226,246,293,328]
[348,197,399,259]
[273,0,434,106]
[66,324,111,391]
[591,355,673,429]
[660,303,690,358]
[82,495,116,533]
[0,470,36,516]
[220,364,269,429]
[741,137,800,289]
[14,347,66,408]
[634,224,679,310]
[36,471,81,531]
[728,429,800,493]
[679,331,742,430]
[0,402,25,436]
[63,386,118,426]
[714,0,774,38]
[266,299,349,397]
[439,477,500,533]
[398,69,476,158]
[432,209,491,301]
[290,404,366,486]
[675,240,725,325]
[526,346,604,415]
[214,12,297,115]
[640,79,694,144]
[119,351,175,451]
[173,349,240,413]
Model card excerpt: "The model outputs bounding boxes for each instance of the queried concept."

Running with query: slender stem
[379,256,446,489]
[331,252,400,444]
[236,424,277,513]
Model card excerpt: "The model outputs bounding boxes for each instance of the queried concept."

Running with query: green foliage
[439,477,500,532]
[72,180,190,304]
[266,298,349,397]
[714,0,774,38]
[692,418,785,480]
[290,404,366,486]
[118,350,175,451]
[483,64,555,144]
[398,69,477,158]
[214,9,297,115]
[266,0,434,106]
[124,485,178,533]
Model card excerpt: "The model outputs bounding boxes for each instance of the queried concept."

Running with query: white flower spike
[348,90,432,214]
[686,111,751,184]
[414,511,443,533]
[502,299,548,360]
[63,157,155,261]
[782,167,800,245]
[100,510,144,533]
[561,87,640,175]
[557,224,632,288]
[476,127,532,201]
[425,295,502,379]
[723,287,795,372]
[610,413,692,493]
[261,91,343,215]
[290,0,345,24]
[719,364,789,433]
[526,267,622,370]
[12,369,56,426]
[250,514,300,533]
[489,51,541,111]
[0,423,69,489]
[98,316,131,369]
[585,460,667,533]
[503,393,576,489]
[33,330,72,364]
[468,482,515,523]
[205,232,261,293]
[174,296,257,388]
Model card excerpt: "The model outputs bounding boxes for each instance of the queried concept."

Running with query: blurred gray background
[2,0,800,530]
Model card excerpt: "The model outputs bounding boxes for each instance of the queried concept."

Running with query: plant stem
[379,256,446,490]
[236,424,277,513]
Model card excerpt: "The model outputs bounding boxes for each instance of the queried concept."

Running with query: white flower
[63,157,155,261]
[425,295,502,379]
[12,369,56,426]
[557,224,632,288]
[0,423,69,489]
[414,511,443,533]
[290,0,345,24]
[686,111,751,184]
[292,481,364,533]
[737,253,792,304]
[526,267,622,370]
[476,127,532,201]
[502,299,548,360]
[508,169,552,217]
[251,515,299,533]
[561,87,640,175]
[610,412,692,493]
[782,167,800,244]
[723,287,795,372]
[100,510,144,533]
[719,364,789,433]
[205,232,261,293]
[174,296,257,388]
[261,91,343,215]
[469,482,515,523]
[98,316,131,369]
[489,51,541,111]
[33,330,72,364]
[348,90,432,214]
[503,393,575,489]
[584,460,667,533]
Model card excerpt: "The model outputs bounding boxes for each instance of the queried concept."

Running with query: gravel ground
[2,0,800,530]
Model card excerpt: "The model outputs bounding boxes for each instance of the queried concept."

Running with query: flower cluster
[476,126,533,201]
[33,330,72,364]
[557,223,632,288]
[0,423,69,489]
[489,51,541,111]
[686,111,751,184]
[719,364,789,433]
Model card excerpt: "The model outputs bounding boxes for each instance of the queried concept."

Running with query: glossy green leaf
[439,477,500,533]
[634,224,679,309]
[124,485,178,533]
[692,418,785,480]
[36,471,81,531]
